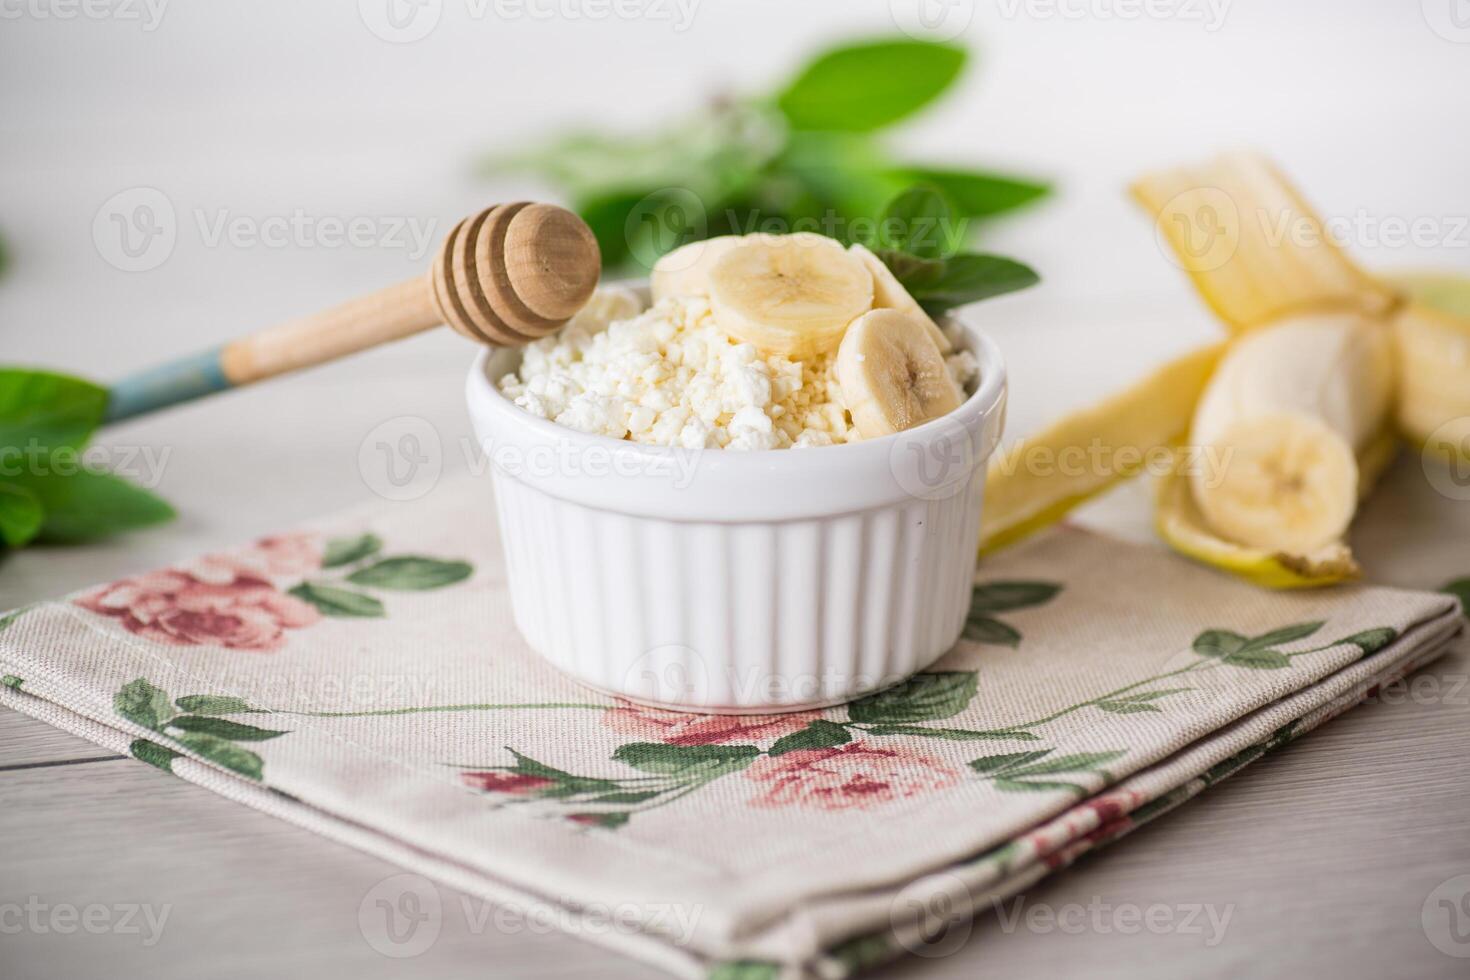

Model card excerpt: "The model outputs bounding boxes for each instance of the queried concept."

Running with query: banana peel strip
[979,343,1225,553]
[1387,273,1470,460]
[1131,152,1397,332]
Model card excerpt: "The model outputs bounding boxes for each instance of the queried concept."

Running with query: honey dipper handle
[104,276,444,422]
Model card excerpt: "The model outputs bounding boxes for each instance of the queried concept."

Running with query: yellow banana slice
[1131,152,1395,331]
[649,235,745,303]
[848,242,952,354]
[707,233,874,358]
[1386,274,1470,461]
[1154,457,1360,589]
[836,309,960,438]
[979,343,1225,552]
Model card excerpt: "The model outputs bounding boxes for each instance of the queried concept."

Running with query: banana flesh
[1387,274,1470,462]
[836,309,960,438]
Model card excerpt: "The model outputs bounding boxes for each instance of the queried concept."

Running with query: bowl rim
[464,303,1008,521]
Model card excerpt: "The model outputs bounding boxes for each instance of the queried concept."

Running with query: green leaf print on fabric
[1,674,21,690]
[1444,578,1470,615]
[768,720,851,756]
[112,678,281,782]
[130,738,181,772]
[707,961,782,980]
[971,749,1126,795]
[848,671,978,724]
[962,580,1062,648]
[288,582,386,618]
[321,533,383,568]
[346,556,474,591]
[1341,628,1398,657]
[612,743,761,778]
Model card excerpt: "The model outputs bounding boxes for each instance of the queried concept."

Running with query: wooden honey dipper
[103,202,601,421]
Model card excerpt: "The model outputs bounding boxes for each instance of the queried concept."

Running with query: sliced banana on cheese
[836,308,961,438]
[707,233,874,358]
[848,242,952,354]
[649,235,745,304]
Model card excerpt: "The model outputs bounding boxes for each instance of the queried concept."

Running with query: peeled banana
[982,151,1463,589]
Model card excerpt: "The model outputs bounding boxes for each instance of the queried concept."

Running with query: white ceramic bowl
[465,311,1007,713]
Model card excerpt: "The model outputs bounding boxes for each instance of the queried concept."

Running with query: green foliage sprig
[485,37,1050,275]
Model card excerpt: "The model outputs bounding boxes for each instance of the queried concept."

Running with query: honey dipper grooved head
[431,202,601,347]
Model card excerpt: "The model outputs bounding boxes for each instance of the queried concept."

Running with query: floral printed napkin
[0,478,1461,979]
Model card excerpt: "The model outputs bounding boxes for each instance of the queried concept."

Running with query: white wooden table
[4,2,1469,975]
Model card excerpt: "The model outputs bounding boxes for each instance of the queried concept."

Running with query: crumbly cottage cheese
[499,288,979,450]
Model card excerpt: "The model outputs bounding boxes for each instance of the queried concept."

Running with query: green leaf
[887,250,1040,311]
[1242,621,1323,651]
[0,482,42,547]
[0,368,107,454]
[1,674,22,689]
[874,185,959,259]
[775,132,909,224]
[1097,701,1162,715]
[969,749,1052,775]
[994,778,1087,795]
[1222,649,1291,670]
[1441,578,1469,615]
[166,716,288,741]
[890,168,1051,220]
[322,533,382,568]
[346,556,473,591]
[776,39,967,133]
[1192,629,1247,658]
[962,615,1021,648]
[970,581,1062,614]
[130,738,180,772]
[174,695,253,715]
[114,678,173,731]
[1340,627,1397,657]
[848,671,978,724]
[176,733,264,781]
[15,469,174,543]
[768,719,851,756]
[708,962,782,980]
[586,790,662,805]
[568,811,630,829]
[1003,750,1126,777]
[612,742,759,778]
[287,583,385,618]
[865,725,1039,741]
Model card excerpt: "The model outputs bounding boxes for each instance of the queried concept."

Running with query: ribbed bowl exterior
[491,469,987,712]
[467,308,1006,714]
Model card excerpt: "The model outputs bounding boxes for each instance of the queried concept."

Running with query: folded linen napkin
[0,479,1461,978]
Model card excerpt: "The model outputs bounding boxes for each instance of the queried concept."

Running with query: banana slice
[1131,152,1395,332]
[1387,274,1470,460]
[1191,413,1360,554]
[980,343,1225,553]
[849,242,952,354]
[836,309,960,437]
[1188,313,1393,554]
[649,236,745,303]
[1155,458,1360,589]
[707,233,874,358]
